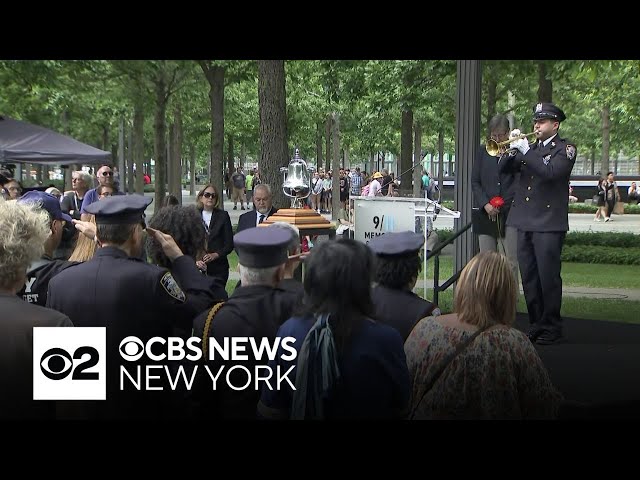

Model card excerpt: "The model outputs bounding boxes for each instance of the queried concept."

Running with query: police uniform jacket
[190,284,300,419]
[0,293,72,420]
[46,246,221,419]
[471,145,516,237]
[500,136,576,232]
[372,284,438,342]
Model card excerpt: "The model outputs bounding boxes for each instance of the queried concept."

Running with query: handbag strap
[201,302,224,359]
[409,325,487,419]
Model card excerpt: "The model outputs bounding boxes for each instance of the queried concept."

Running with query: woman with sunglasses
[197,183,233,287]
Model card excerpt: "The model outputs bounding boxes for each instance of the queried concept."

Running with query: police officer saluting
[500,102,577,345]
[47,194,218,418]
[367,231,440,341]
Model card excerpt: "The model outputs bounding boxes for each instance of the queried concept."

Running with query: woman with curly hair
[0,198,73,419]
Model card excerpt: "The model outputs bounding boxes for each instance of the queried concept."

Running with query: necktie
[259,214,265,224]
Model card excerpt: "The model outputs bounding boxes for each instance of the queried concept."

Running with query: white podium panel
[353,198,416,244]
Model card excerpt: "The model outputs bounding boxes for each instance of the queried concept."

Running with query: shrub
[561,245,640,265]
[565,231,640,248]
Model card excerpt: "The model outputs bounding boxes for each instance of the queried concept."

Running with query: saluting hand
[73,219,97,239]
[146,227,184,262]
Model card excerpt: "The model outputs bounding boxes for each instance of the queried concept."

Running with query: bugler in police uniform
[191,227,300,419]
[368,231,440,341]
[499,102,576,345]
[46,194,219,419]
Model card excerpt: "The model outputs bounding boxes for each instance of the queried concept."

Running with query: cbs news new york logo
[33,327,106,400]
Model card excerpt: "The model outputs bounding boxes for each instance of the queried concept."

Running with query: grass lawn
[421,256,638,289]
[414,289,640,324]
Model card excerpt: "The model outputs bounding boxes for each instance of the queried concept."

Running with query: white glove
[509,129,521,139]
[510,137,530,155]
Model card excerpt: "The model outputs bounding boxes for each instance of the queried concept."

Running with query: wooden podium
[260,208,337,239]
[260,208,336,280]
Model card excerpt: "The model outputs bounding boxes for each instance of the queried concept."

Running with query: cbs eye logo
[33,327,106,401]
[119,336,145,361]
[40,346,100,381]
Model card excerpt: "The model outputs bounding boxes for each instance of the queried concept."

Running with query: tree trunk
[133,103,144,194]
[486,77,497,134]
[369,152,375,176]
[240,144,246,168]
[153,78,168,211]
[331,112,340,219]
[325,114,332,173]
[258,60,289,210]
[127,122,134,193]
[170,105,183,204]
[413,122,422,198]
[537,62,553,102]
[590,148,596,176]
[400,108,413,195]
[227,134,234,176]
[344,145,350,170]
[316,121,323,169]
[61,110,73,192]
[118,117,126,192]
[189,144,196,196]
[602,105,610,175]
[207,67,225,199]
[438,131,444,187]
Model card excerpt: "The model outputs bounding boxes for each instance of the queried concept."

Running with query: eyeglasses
[101,171,114,177]
[202,192,217,199]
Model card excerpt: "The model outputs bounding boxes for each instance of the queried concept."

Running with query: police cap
[234,226,291,268]
[85,194,152,224]
[367,231,424,257]
[18,190,72,222]
[533,102,566,122]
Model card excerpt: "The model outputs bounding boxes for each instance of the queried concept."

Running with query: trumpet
[486,132,538,157]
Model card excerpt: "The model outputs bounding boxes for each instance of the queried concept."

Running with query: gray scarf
[290,313,341,420]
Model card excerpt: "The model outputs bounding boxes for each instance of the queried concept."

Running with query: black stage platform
[514,313,640,419]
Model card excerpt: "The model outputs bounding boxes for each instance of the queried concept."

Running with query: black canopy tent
[0,115,111,166]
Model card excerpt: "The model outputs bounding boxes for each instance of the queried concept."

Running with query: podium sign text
[354,198,416,244]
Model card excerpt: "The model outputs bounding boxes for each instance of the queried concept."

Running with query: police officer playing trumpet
[499,103,577,345]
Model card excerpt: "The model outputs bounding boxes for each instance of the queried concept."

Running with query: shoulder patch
[160,272,186,302]
[566,144,577,161]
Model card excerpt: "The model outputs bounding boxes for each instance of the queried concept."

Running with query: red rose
[490,196,505,209]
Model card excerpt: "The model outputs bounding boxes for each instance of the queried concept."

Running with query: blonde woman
[404,251,562,419]
[68,214,97,262]
[196,183,233,286]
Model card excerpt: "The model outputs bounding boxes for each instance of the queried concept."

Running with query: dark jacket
[372,285,438,342]
[201,207,234,278]
[471,145,517,237]
[46,247,222,419]
[499,136,576,232]
[190,284,300,419]
[237,207,278,233]
[0,293,72,420]
[17,257,78,307]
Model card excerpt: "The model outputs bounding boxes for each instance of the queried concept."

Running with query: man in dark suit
[500,102,577,345]
[237,184,278,233]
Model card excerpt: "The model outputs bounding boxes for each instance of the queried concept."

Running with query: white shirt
[368,179,382,197]
[540,133,558,148]
[255,210,269,227]
[202,210,213,233]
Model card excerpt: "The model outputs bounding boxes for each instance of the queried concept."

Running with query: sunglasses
[101,171,114,177]
[202,192,217,199]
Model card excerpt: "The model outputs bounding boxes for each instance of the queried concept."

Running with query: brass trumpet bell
[486,132,538,157]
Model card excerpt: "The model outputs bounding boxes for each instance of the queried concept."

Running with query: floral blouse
[404,317,563,419]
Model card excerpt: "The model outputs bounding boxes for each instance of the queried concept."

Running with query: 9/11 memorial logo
[33,327,106,400]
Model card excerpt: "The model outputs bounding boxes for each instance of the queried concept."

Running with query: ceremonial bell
[280,148,311,208]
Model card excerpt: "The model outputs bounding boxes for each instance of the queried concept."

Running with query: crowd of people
[3,100,630,420]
